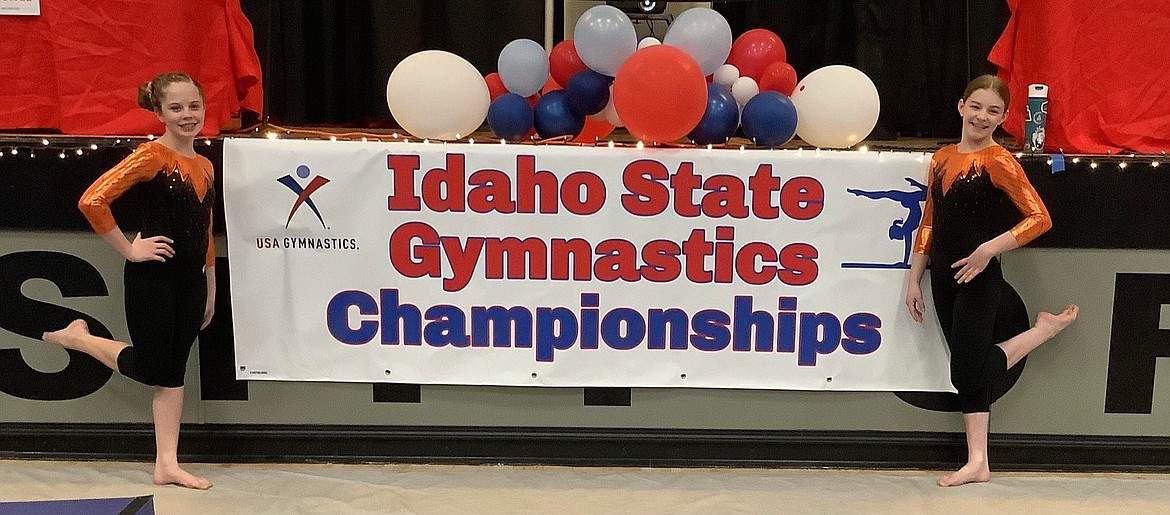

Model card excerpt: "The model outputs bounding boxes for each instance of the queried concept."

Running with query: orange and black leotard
[79,141,216,270]
[910,144,1052,414]
[78,141,216,388]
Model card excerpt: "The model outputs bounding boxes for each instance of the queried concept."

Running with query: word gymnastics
[389,222,819,291]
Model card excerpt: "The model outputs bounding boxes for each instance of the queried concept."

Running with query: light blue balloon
[498,38,549,97]
[663,7,732,76]
[573,5,637,76]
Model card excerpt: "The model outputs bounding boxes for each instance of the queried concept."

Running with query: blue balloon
[741,91,798,147]
[564,70,610,116]
[533,90,585,139]
[487,93,534,141]
[688,83,740,145]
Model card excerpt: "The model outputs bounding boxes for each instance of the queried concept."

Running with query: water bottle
[1025,84,1048,152]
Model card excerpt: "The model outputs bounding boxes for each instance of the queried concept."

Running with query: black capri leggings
[930,258,1029,414]
[116,260,205,388]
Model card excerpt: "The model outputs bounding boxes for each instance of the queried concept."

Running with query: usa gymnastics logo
[278,165,331,229]
[841,177,927,270]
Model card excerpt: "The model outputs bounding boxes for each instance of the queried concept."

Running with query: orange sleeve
[911,153,936,255]
[206,212,216,269]
[989,151,1052,246]
[78,144,164,234]
[201,156,216,270]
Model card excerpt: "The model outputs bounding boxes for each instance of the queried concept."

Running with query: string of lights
[1,126,1165,170]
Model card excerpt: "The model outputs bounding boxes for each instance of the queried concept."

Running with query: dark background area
[238,0,1010,137]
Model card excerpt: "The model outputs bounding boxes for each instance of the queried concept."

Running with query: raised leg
[997,304,1079,368]
[42,319,125,371]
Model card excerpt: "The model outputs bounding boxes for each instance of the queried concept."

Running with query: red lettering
[516,155,560,213]
[621,159,670,216]
[387,155,421,211]
[639,239,682,282]
[780,176,824,220]
[389,222,439,278]
[467,169,515,213]
[778,243,819,286]
[421,154,466,212]
[735,242,778,285]
[561,172,606,215]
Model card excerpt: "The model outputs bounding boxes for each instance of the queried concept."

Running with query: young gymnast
[905,74,1079,487]
[43,72,216,490]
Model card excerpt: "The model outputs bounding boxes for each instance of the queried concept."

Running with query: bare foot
[154,465,212,490]
[938,460,991,487]
[1036,304,1079,339]
[41,319,90,350]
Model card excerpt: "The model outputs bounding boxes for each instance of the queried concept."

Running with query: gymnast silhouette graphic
[842,177,928,269]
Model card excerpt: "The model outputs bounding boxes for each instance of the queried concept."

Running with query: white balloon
[713,64,739,87]
[731,76,759,107]
[662,7,733,76]
[498,38,549,97]
[574,5,638,76]
[638,37,662,50]
[790,65,880,148]
[597,85,623,127]
[386,50,490,140]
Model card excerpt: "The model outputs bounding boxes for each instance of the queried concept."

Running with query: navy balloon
[487,93,534,141]
[533,90,586,139]
[688,83,740,145]
[741,91,798,147]
[564,70,610,116]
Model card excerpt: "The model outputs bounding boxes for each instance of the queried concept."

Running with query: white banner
[223,139,952,391]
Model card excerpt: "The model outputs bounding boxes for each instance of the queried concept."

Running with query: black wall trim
[3,423,1169,472]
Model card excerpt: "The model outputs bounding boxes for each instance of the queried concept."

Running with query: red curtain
[990,0,1170,153]
[0,0,263,136]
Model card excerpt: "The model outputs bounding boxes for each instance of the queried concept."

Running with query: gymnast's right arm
[905,154,936,323]
[78,144,175,263]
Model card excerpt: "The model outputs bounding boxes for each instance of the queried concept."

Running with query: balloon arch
[387,6,880,148]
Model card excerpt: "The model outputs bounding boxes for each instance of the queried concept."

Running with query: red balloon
[486,73,508,101]
[726,29,787,83]
[759,61,798,96]
[572,117,615,143]
[526,93,541,107]
[613,45,708,143]
[549,40,590,88]
[541,75,563,94]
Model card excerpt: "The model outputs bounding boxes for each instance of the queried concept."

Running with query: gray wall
[3,231,1168,437]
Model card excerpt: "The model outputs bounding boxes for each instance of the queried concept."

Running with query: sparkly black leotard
[79,141,215,387]
[913,144,1051,413]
